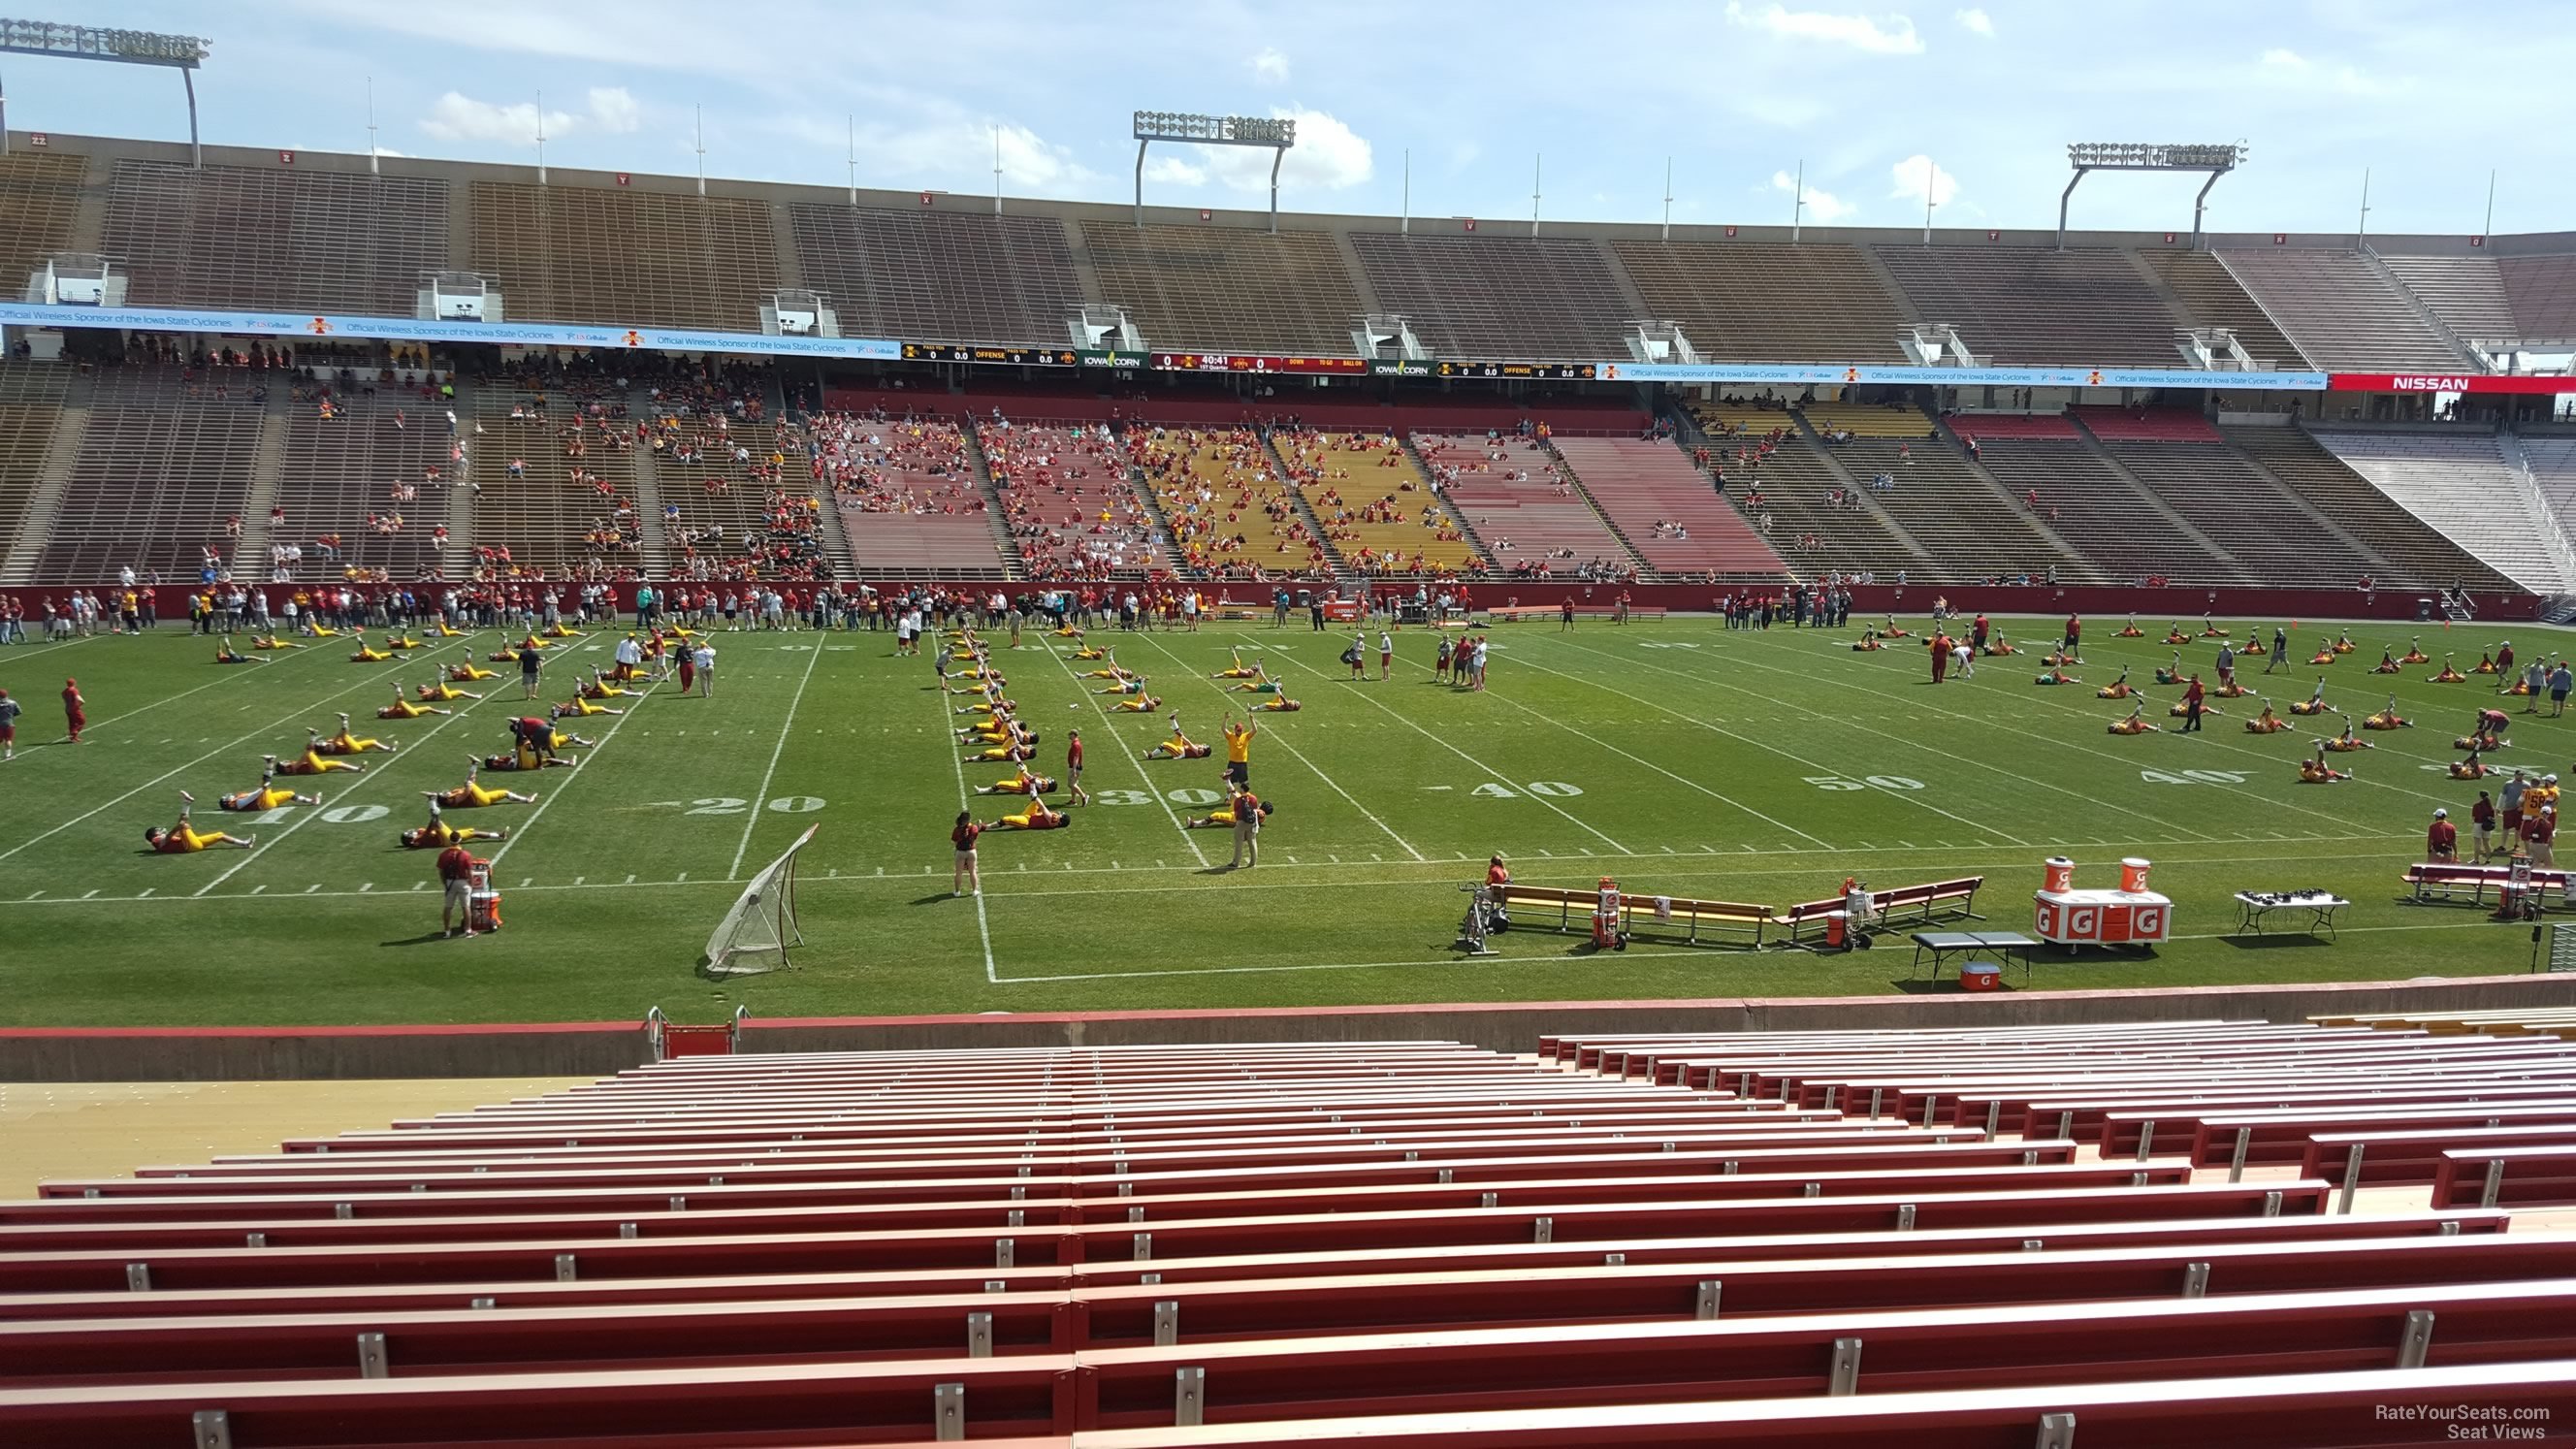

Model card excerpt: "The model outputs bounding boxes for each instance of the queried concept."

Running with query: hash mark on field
[304,885,318,894]
[1900,840,1916,849]
[573,876,586,886]
[135,888,153,899]
[676,872,688,883]
[623,874,636,885]
[81,890,98,899]
[359,884,373,893]
[22,892,40,901]
[519,878,531,887]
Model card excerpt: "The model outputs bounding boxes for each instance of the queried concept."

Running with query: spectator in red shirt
[2427,809,2458,863]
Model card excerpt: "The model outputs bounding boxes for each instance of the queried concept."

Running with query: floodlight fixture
[0,18,211,166]
[2060,140,2249,250]
[1133,110,1297,233]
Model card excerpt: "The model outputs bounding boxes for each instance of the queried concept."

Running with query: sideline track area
[0,612,2564,1025]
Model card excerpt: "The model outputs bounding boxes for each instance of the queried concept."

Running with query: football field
[0,610,2561,1027]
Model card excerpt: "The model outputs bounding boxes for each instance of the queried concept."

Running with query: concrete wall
[9,975,2572,1080]
[0,1023,647,1082]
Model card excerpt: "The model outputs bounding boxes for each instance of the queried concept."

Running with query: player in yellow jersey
[426,760,537,808]
[398,800,508,848]
[1221,715,1256,787]
[418,679,482,702]
[449,652,499,682]
[251,632,306,651]
[145,793,256,852]
[312,714,396,755]
[216,761,323,812]
[379,685,452,720]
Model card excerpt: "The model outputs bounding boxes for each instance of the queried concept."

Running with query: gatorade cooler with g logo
[468,863,503,933]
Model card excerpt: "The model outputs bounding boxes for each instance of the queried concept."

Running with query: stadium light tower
[2060,142,2248,251]
[0,18,210,168]
[1133,111,1296,234]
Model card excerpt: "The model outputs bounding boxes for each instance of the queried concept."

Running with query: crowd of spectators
[1129,426,1331,581]
[975,416,1168,582]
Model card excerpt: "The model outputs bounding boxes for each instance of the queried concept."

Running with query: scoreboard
[1436,361,1598,380]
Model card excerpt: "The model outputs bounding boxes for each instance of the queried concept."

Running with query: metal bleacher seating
[30,370,264,584]
[271,395,451,581]
[4,1025,2573,1446]
[1689,402,1918,580]
[2076,407,2381,590]
[1347,234,1632,360]
[0,150,90,292]
[2308,430,2567,593]
[102,160,449,315]
[1800,402,2077,580]
[1272,430,1482,577]
[473,385,642,581]
[791,207,1084,345]
[1609,242,1911,362]
[813,413,1007,579]
[1549,435,1789,582]
[0,366,69,555]
[2217,249,2477,371]
[1870,245,2184,367]
[470,180,779,330]
[1415,434,1635,579]
[1127,425,1329,581]
[977,419,1175,580]
[2528,436,2576,534]
[2499,253,2576,343]
[1079,223,1363,355]
[1950,413,2239,587]
[2380,254,2522,351]
[2136,250,2310,370]
[2223,425,2519,593]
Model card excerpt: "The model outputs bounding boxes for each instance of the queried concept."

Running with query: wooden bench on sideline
[1483,603,1667,623]
[1494,884,1768,948]
[2401,862,2570,908]
[1773,876,1985,947]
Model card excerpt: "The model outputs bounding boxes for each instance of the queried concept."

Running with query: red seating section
[3,1026,2573,1446]
[1549,437,1791,582]
[2072,405,2225,443]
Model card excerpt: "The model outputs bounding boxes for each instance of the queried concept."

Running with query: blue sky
[11,0,2571,236]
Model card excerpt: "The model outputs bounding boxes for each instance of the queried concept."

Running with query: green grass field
[0,610,2561,1027]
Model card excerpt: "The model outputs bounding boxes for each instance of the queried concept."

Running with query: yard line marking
[1764,628,2465,817]
[1576,626,2225,840]
[135,887,152,899]
[933,631,1003,983]
[0,643,394,865]
[1394,645,1823,850]
[192,684,508,897]
[1035,635,1208,867]
[1545,639,2063,847]
[0,836,2418,910]
[726,630,826,879]
[483,680,659,870]
[1131,634,1421,861]
[1285,642,1631,855]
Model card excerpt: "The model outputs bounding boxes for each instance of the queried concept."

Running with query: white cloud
[1249,47,1290,83]
[419,93,576,145]
[1723,3,1924,54]
[371,145,407,158]
[1772,169,1854,222]
[1953,7,1993,36]
[1889,154,1959,208]
[586,86,642,134]
[418,87,644,144]
[2262,48,2308,69]
[1143,155,1208,185]
[1194,108,1372,193]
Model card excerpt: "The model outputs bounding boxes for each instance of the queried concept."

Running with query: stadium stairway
[2049,416,2250,583]
[1679,405,1934,583]
[1111,425,1199,580]
[1400,432,1500,565]
[1532,441,1658,580]
[1917,414,2103,578]
[622,401,676,579]
[955,424,1032,582]
[1257,427,1358,587]
[0,371,86,586]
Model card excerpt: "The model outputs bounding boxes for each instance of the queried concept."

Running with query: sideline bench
[1774,876,1984,947]
[1484,603,1667,623]
[2401,861,2569,908]
[1493,884,1769,948]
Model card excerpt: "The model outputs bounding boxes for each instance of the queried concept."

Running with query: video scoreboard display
[899,343,1082,367]
[897,345,1604,383]
[1435,361,1599,381]
[1151,353,1371,375]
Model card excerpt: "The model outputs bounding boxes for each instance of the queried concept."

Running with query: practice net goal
[703,823,820,977]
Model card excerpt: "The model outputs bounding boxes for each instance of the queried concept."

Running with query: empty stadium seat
[1871,246,2183,367]
[2217,249,2477,371]
[1609,242,1911,363]
[1348,235,1631,360]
